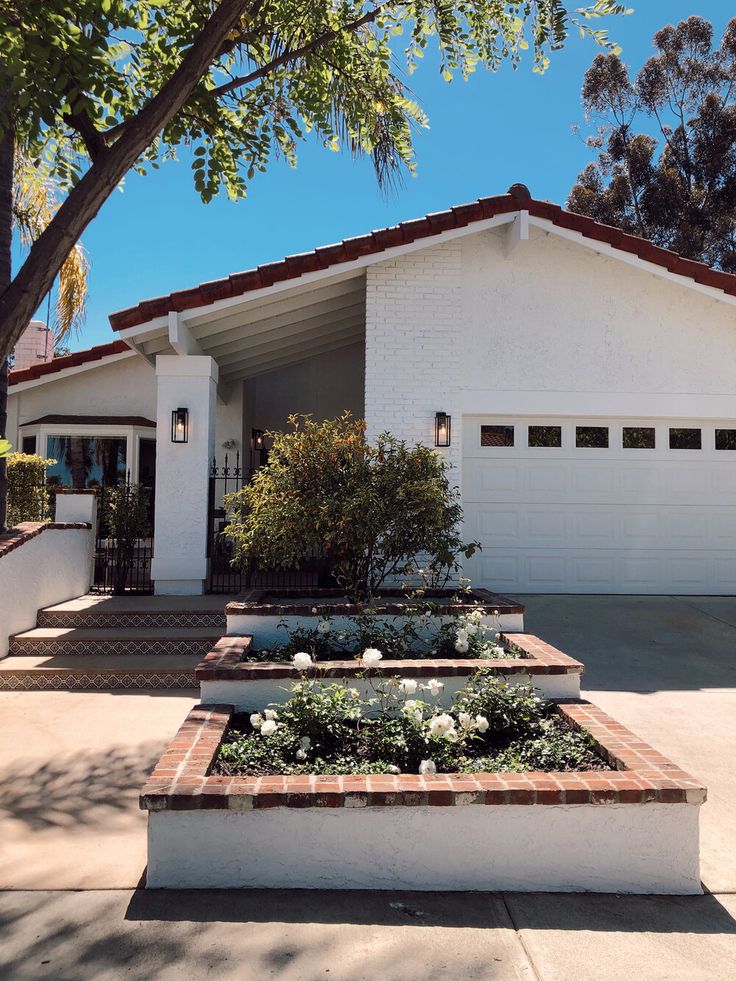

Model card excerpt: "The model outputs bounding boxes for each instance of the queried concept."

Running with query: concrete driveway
[1,596,736,980]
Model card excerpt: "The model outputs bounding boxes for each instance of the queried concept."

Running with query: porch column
[152,355,218,595]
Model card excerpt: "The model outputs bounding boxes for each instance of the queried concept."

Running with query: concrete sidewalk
[1,595,736,979]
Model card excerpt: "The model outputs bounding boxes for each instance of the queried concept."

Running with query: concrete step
[9,626,220,659]
[0,653,201,691]
[37,596,227,629]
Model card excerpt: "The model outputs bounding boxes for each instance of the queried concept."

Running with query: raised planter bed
[225,588,525,648]
[141,701,705,894]
[196,633,584,709]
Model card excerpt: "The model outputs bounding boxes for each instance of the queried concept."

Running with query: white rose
[264,709,278,721]
[316,620,331,634]
[458,712,474,730]
[295,749,307,760]
[249,713,263,729]
[361,647,383,668]
[260,719,278,736]
[429,713,455,737]
[454,638,470,654]
[348,688,360,699]
[455,628,469,644]
[423,678,444,697]
[464,622,478,636]
[475,715,490,733]
[419,759,437,776]
[300,736,311,750]
[292,651,313,671]
[402,699,423,719]
[386,765,401,775]
[399,678,418,695]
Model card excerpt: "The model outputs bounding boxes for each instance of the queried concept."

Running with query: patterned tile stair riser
[35,611,226,629]
[8,638,217,657]
[0,671,196,690]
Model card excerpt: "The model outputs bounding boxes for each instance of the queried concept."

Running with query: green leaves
[3,1,627,202]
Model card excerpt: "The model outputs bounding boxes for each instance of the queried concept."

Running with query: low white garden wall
[147,801,701,894]
[0,493,95,658]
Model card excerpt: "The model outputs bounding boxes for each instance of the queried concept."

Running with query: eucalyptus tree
[569,16,736,270]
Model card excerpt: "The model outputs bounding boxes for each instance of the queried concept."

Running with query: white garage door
[462,417,736,594]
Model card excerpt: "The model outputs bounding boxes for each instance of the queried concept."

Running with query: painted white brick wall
[364,242,463,484]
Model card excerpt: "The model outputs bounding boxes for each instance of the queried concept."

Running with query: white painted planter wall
[226,611,525,649]
[200,668,580,713]
[146,801,702,894]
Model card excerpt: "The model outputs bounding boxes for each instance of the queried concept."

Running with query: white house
[8,184,736,596]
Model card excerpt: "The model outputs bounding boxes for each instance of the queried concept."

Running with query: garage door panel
[463,415,736,594]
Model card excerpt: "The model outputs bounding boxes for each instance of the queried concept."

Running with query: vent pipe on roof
[508,183,531,203]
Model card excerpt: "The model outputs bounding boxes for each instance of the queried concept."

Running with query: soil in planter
[214,671,609,777]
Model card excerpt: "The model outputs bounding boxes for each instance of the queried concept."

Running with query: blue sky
[46,5,733,349]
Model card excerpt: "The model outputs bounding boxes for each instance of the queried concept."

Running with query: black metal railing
[206,453,334,594]
[91,482,154,594]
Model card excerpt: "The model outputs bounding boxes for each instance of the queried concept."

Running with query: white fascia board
[116,213,520,340]
[529,216,736,309]
[8,350,138,394]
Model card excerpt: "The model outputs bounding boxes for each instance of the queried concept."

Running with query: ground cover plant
[244,606,519,663]
[215,663,605,777]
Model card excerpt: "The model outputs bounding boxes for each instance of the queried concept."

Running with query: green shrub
[224,413,478,603]
[6,452,55,526]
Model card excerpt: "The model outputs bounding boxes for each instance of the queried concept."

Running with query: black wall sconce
[435,411,451,447]
[171,407,189,443]
[251,428,264,451]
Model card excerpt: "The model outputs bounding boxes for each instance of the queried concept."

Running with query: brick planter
[141,701,705,893]
[225,588,525,649]
[196,633,584,710]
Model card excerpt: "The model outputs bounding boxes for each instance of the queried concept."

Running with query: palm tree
[0,147,89,529]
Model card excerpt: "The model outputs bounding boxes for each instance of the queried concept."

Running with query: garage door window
[623,427,656,449]
[481,425,514,447]
[716,429,736,451]
[576,426,609,448]
[669,428,701,450]
[528,425,562,448]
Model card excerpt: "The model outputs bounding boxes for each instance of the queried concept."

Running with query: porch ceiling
[137,271,366,381]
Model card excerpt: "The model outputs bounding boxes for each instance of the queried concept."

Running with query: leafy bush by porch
[215,668,605,777]
[6,452,55,526]
[224,413,478,604]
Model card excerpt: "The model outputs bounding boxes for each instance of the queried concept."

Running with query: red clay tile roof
[108,190,736,332]
[9,340,130,386]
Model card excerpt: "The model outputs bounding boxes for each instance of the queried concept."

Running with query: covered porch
[119,269,367,595]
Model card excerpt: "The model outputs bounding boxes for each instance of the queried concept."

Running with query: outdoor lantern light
[171,407,189,443]
[252,428,264,451]
[435,411,451,447]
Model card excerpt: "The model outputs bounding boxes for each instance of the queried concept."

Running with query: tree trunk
[0,92,14,533]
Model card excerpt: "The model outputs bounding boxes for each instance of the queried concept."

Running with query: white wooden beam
[505,210,529,257]
[125,338,156,367]
[168,310,204,356]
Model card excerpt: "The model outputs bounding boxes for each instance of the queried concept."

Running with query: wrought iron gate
[91,482,154,594]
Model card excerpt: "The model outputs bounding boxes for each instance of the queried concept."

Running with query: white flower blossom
[295,749,307,761]
[249,713,263,730]
[264,709,278,721]
[458,712,474,731]
[300,736,311,751]
[419,759,437,775]
[429,713,456,737]
[464,622,478,636]
[292,651,313,671]
[475,715,490,733]
[317,620,331,635]
[469,609,484,623]
[348,688,360,699]
[423,678,444,697]
[386,765,401,775]
[399,678,418,695]
[361,647,383,668]
[260,719,278,736]
[402,699,424,719]
[455,628,469,644]
[454,638,470,654]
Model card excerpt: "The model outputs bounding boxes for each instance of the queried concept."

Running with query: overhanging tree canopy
[0,0,627,361]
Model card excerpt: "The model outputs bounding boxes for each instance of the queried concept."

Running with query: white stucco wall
[0,524,94,657]
[146,801,702,893]
[7,354,155,447]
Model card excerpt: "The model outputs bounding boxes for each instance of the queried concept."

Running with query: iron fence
[91,482,154,594]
